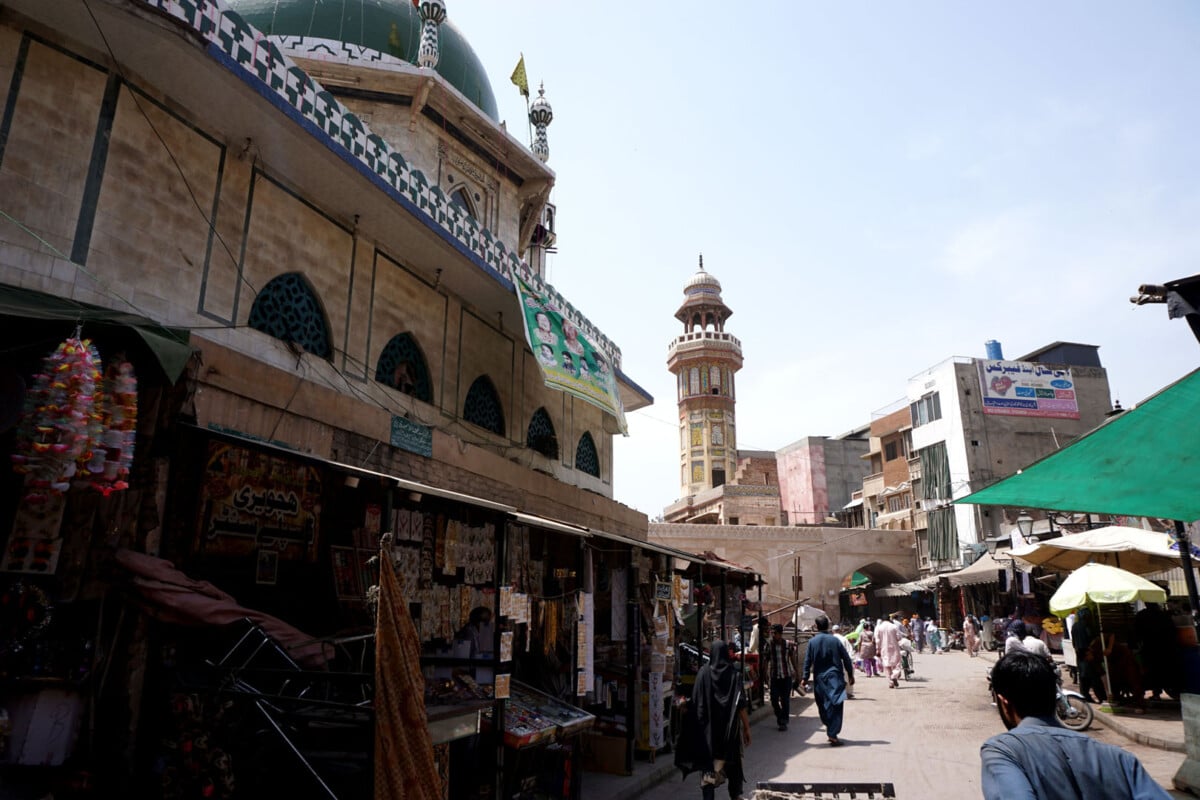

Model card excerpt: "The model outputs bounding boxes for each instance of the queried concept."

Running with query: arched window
[375,333,432,403]
[450,186,476,219]
[710,366,721,394]
[689,368,700,396]
[463,376,504,436]
[248,272,333,358]
[575,432,600,477]
[526,407,558,459]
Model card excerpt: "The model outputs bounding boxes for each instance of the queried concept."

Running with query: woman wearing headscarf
[858,623,878,677]
[692,640,751,800]
[964,614,981,657]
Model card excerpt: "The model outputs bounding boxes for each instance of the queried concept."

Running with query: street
[635,649,1186,800]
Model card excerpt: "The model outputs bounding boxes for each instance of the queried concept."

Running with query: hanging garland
[11,336,103,503]
[0,581,53,655]
[82,359,137,495]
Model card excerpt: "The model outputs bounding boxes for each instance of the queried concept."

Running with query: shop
[0,299,194,795]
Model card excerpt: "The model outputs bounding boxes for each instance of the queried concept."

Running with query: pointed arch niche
[247,272,333,359]
[463,376,505,436]
[575,432,600,478]
[526,407,559,459]
[375,333,433,403]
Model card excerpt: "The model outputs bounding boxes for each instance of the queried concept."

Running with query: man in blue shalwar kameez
[802,615,855,746]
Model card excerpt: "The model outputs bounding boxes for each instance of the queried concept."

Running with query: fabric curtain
[919,442,952,502]
[928,507,959,561]
[375,544,441,800]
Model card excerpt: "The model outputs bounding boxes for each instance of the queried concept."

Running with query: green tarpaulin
[841,570,870,590]
[0,285,193,382]
[957,368,1200,521]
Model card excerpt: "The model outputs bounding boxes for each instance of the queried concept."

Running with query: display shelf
[483,681,595,749]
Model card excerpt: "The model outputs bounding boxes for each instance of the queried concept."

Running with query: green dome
[229,0,499,121]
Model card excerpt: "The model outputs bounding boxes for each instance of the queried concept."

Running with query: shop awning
[0,284,194,382]
[509,511,589,538]
[842,498,863,510]
[944,551,1009,588]
[874,580,935,597]
[957,368,1200,521]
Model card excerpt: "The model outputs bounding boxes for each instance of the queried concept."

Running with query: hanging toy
[83,359,137,495]
[11,336,103,502]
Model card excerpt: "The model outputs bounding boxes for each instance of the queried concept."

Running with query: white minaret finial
[416,0,447,69]
[529,82,553,162]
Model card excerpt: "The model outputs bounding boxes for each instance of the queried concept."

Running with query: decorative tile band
[141,0,620,368]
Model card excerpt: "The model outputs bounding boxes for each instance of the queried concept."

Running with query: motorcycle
[986,662,1093,731]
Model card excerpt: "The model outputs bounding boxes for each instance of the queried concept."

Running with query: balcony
[668,331,744,360]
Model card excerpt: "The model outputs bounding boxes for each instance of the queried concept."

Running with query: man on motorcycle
[981,651,1169,799]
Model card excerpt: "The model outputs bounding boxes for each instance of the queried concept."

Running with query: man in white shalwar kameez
[874,613,904,689]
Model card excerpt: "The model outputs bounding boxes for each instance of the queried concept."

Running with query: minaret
[416,0,446,69]
[667,256,743,499]
[529,83,553,163]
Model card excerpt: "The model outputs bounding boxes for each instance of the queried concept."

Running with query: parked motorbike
[986,662,1093,731]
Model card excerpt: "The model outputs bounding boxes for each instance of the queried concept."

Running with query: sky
[448,1,1200,518]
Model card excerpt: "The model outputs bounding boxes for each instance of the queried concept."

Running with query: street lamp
[1016,510,1035,542]
[983,533,1019,617]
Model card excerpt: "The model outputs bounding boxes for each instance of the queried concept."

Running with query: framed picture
[255,549,279,585]
[331,546,361,598]
[654,581,672,601]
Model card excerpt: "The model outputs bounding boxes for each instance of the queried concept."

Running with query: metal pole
[1175,520,1200,638]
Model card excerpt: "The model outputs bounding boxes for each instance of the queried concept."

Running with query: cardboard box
[581,732,630,775]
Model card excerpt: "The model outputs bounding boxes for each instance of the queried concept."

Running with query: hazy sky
[449,1,1200,518]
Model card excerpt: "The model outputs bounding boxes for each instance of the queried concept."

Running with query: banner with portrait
[515,278,627,434]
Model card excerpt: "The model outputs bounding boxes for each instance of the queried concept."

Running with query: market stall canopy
[1048,562,1168,616]
[957,368,1200,521]
[945,551,1009,587]
[1010,525,1196,576]
[0,284,194,382]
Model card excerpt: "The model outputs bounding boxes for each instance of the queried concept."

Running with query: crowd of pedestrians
[676,604,1181,800]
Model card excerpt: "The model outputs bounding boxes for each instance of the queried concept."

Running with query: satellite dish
[0,366,25,433]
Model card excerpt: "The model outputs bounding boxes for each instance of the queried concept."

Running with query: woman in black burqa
[675,640,752,800]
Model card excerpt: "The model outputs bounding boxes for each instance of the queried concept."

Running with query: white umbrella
[792,604,825,629]
[1011,525,1194,576]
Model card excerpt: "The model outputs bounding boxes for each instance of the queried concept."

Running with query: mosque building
[0,0,693,793]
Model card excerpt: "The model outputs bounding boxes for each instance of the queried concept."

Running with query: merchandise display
[487,681,595,749]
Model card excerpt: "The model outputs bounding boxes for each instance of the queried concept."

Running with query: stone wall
[650,522,917,614]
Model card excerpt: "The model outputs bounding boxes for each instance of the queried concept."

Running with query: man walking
[802,616,855,746]
[981,650,1169,799]
[764,623,800,731]
[875,613,904,689]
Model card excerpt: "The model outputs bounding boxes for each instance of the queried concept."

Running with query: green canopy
[841,570,871,590]
[0,285,193,382]
[957,368,1200,521]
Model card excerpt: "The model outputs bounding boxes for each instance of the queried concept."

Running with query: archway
[838,562,929,624]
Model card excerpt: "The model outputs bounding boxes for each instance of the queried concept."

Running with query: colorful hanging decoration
[11,337,103,502]
[82,359,137,495]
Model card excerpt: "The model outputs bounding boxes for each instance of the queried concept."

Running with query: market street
[631,650,1186,800]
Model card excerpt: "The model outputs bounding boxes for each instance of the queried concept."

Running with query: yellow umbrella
[1049,562,1168,616]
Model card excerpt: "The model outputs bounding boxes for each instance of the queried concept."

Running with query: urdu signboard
[977,359,1080,419]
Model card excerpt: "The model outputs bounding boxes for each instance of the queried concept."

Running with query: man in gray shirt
[982,650,1169,799]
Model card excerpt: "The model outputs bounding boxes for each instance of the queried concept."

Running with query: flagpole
[525,93,533,150]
